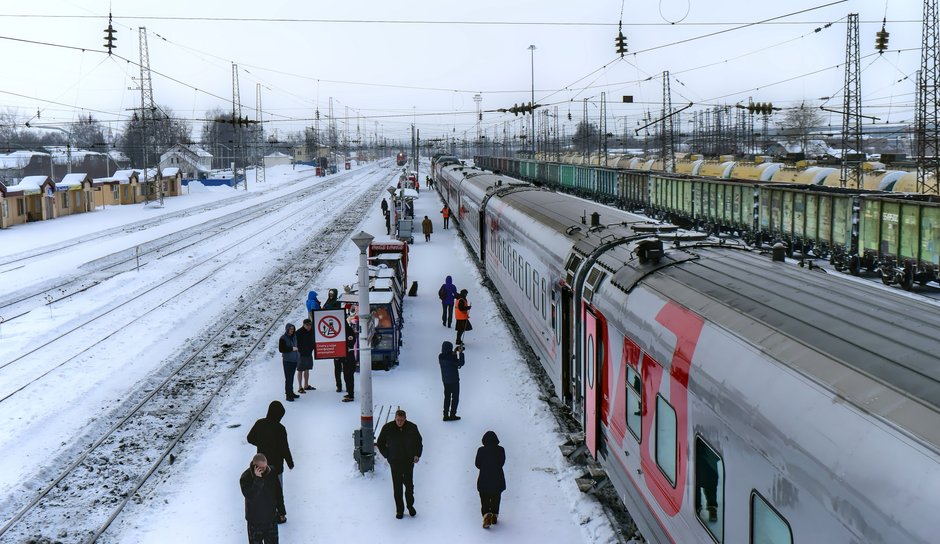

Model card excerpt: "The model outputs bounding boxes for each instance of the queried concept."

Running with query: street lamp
[528,45,537,157]
[351,230,375,474]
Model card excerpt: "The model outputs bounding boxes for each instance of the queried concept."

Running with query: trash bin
[316,166,322,176]
[345,161,351,170]
[330,165,338,174]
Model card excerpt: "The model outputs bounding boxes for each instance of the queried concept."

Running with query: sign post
[351,230,375,473]
[311,309,347,359]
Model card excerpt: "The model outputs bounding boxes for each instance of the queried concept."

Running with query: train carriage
[859,194,940,288]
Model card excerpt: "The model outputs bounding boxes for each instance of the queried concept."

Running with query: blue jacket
[439,276,458,306]
[278,323,299,363]
[306,290,321,313]
[438,341,465,384]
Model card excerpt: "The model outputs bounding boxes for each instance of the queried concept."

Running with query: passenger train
[432,157,940,543]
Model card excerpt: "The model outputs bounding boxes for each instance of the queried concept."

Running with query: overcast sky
[0,0,925,145]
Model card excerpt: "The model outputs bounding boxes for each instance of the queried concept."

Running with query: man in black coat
[376,409,423,519]
[475,430,506,529]
[247,401,294,524]
[239,453,280,543]
[438,341,465,421]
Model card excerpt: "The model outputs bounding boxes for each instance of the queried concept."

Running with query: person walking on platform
[441,204,451,229]
[278,324,300,402]
[438,276,458,328]
[377,409,423,519]
[342,333,357,402]
[455,289,472,345]
[475,431,506,529]
[385,209,392,236]
[439,341,465,421]
[381,198,389,217]
[322,288,345,393]
[422,215,433,242]
[305,290,321,322]
[294,319,316,394]
[240,453,280,543]
[246,401,294,525]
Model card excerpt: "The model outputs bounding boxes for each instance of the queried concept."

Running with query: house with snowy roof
[0,175,57,226]
[0,150,51,180]
[55,173,95,217]
[160,144,212,179]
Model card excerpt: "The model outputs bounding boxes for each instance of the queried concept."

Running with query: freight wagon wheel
[900,270,914,291]
[848,256,861,276]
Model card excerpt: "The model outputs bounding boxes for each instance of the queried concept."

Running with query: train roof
[634,244,940,448]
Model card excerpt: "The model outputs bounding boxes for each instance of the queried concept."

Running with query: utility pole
[918,0,940,194]
[528,45,537,157]
[841,13,862,188]
[600,92,608,166]
[256,83,265,184]
[232,63,245,190]
[138,27,161,205]
[661,71,675,173]
[352,231,375,474]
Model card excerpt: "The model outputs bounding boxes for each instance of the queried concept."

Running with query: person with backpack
[438,276,458,328]
[455,289,472,345]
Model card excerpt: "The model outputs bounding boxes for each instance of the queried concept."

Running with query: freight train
[473,155,940,291]
[433,157,940,544]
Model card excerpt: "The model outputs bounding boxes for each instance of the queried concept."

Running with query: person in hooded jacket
[278,324,300,402]
[305,290,321,322]
[475,430,506,529]
[438,341,465,421]
[341,333,357,402]
[247,401,295,524]
[240,453,280,543]
[294,319,316,394]
[454,289,472,345]
[438,276,458,328]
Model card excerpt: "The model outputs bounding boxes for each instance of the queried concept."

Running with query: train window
[525,263,531,299]
[695,437,724,542]
[511,248,516,280]
[655,395,677,486]
[541,278,547,320]
[750,493,792,544]
[626,366,641,441]
[532,270,540,310]
[518,256,524,289]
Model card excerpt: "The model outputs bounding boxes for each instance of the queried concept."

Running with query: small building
[161,167,183,197]
[0,150,52,180]
[55,173,95,217]
[0,181,26,228]
[91,176,123,207]
[112,169,142,204]
[4,175,57,223]
[160,144,212,178]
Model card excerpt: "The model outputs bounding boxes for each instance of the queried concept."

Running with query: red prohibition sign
[317,315,342,339]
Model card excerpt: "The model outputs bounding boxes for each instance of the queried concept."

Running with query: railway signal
[103,12,117,55]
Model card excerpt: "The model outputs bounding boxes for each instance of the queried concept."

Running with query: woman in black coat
[475,430,506,528]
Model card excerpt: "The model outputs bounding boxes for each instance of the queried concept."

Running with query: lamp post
[352,230,375,473]
[528,44,537,157]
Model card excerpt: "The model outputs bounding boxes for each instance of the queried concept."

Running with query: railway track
[0,168,392,543]
[0,169,352,324]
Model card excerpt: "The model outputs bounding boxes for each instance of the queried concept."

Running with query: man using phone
[239,453,280,544]
[438,341,466,421]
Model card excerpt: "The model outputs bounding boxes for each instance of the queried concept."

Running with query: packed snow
[0,162,621,543]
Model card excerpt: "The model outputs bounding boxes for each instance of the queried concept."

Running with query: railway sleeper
[576,466,612,495]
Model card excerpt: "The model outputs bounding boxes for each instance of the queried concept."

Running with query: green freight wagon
[558,164,576,190]
[859,194,940,289]
[759,185,863,268]
[650,174,758,234]
[617,170,649,210]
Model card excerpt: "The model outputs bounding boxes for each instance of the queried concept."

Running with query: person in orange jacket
[441,205,451,229]
[455,289,471,345]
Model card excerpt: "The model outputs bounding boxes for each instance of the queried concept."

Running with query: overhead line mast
[918,0,940,195]
[840,13,862,189]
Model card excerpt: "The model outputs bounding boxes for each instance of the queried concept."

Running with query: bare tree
[777,103,825,155]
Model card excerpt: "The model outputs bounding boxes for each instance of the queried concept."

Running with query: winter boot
[443,412,452,421]
[492,514,498,525]
[449,413,461,421]
[482,513,493,529]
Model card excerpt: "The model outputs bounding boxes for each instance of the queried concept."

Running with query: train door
[478,209,486,262]
[561,287,573,406]
[583,306,604,458]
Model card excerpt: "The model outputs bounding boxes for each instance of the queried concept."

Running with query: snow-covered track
[0,169,391,543]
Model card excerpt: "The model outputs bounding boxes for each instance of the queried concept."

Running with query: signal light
[614,31,627,57]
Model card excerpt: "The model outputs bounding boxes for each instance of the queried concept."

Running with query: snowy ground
[0,162,620,543]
